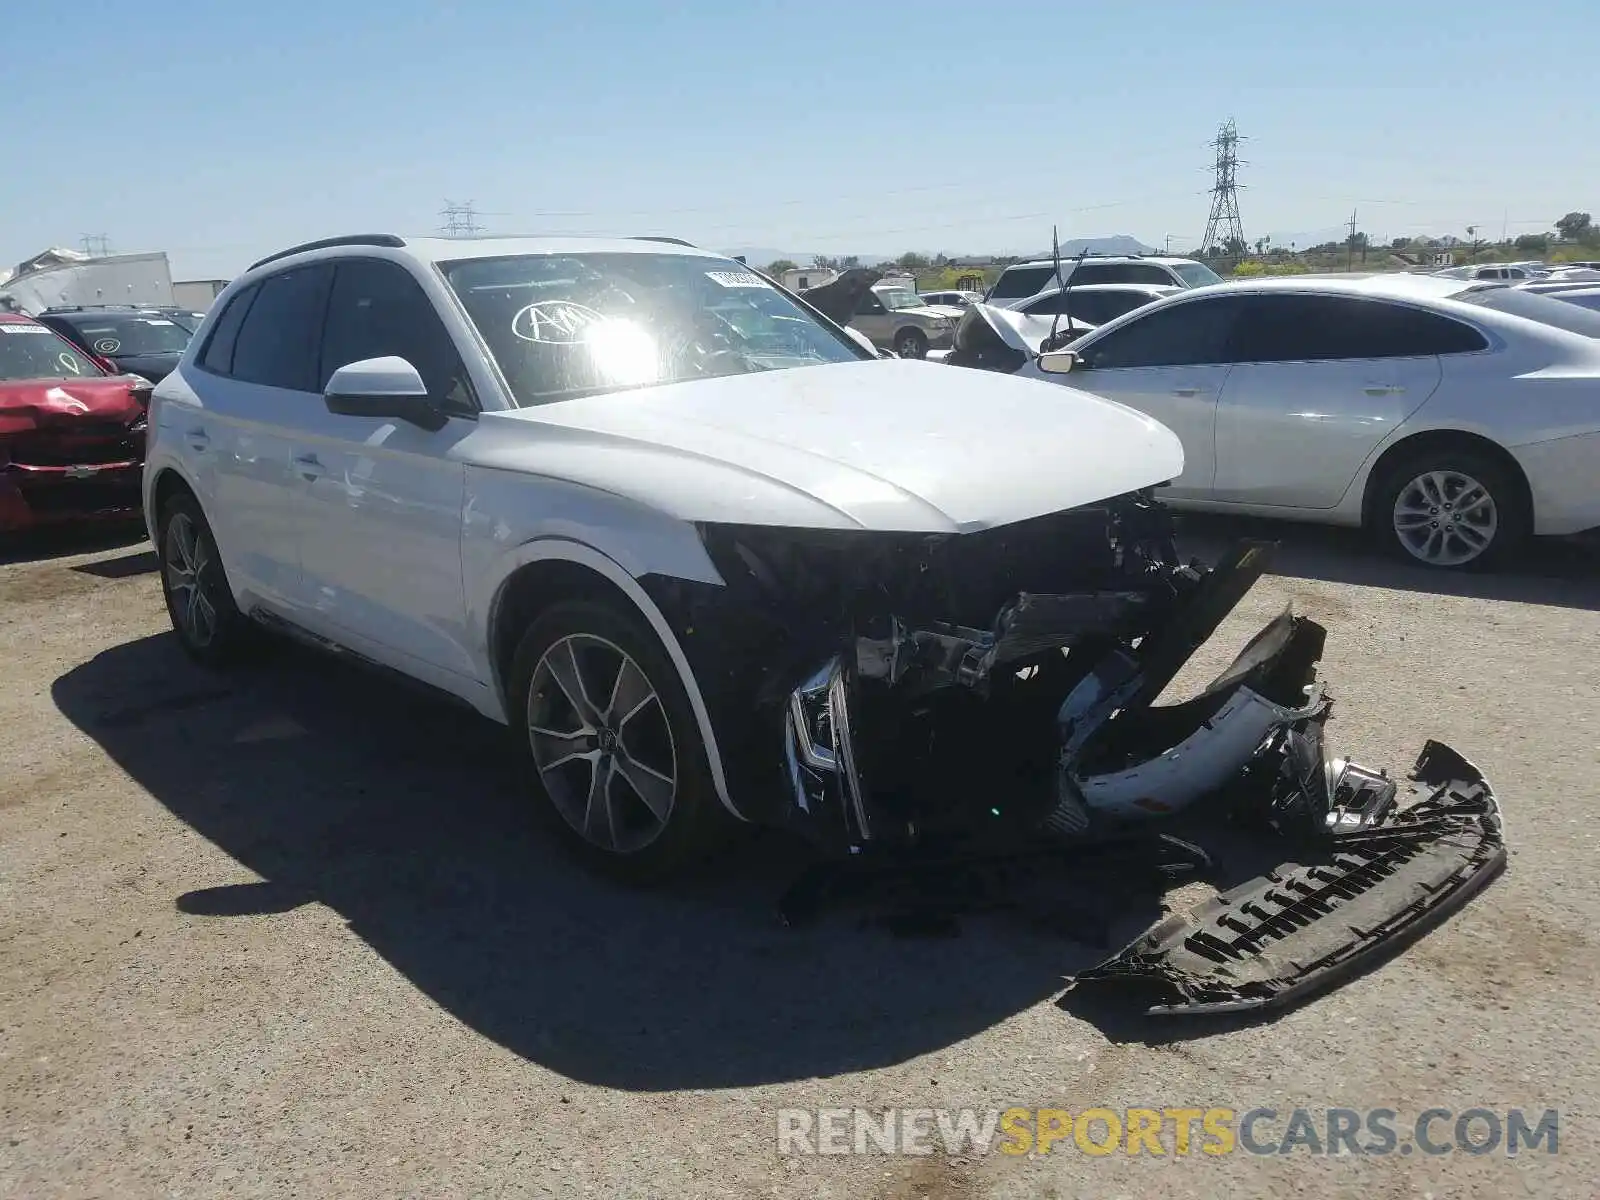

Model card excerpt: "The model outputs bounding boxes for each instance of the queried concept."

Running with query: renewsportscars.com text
[777,1106,1560,1157]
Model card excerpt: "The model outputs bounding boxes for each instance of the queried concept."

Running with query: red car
[0,313,151,533]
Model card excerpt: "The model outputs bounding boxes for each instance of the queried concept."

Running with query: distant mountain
[1020,235,1159,258]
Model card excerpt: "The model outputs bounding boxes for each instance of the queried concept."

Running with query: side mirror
[1038,349,1080,375]
[324,356,447,431]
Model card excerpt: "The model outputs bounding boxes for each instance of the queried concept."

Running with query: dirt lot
[2,517,1597,1199]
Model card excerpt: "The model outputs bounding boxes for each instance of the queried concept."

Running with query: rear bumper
[0,460,144,533]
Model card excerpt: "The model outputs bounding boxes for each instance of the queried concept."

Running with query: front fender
[464,494,742,821]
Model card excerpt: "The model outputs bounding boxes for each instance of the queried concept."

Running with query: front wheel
[1370,449,1527,570]
[507,599,729,882]
[893,328,928,359]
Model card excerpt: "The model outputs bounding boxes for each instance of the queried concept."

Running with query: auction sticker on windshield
[705,270,772,289]
[0,325,51,334]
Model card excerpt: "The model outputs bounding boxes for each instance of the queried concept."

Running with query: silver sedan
[1022,274,1600,568]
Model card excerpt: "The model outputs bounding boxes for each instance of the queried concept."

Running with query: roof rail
[39,303,144,313]
[631,236,696,247]
[248,234,406,272]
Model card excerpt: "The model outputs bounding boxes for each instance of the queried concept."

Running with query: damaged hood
[0,377,145,433]
[479,359,1184,531]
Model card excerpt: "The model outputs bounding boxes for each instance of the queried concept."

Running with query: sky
[5,0,1594,280]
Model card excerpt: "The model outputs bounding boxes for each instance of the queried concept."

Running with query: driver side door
[290,258,479,685]
[1046,295,1247,499]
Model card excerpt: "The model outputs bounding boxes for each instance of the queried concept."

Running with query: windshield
[877,289,925,311]
[61,313,193,356]
[0,323,107,381]
[1172,261,1225,287]
[441,253,867,406]
[1455,286,1600,338]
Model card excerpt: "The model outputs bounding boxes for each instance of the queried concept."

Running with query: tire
[507,598,729,883]
[893,328,928,359]
[156,491,253,665]
[1368,445,1528,570]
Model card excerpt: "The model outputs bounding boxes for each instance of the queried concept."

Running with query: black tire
[156,491,253,665]
[507,598,730,883]
[893,328,928,359]
[1368,445,1528,570]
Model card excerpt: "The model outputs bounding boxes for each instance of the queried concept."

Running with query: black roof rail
[248,234,406,272]
[631,236,696,247]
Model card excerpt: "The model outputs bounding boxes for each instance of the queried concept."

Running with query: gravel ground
[1,517,1596,1199]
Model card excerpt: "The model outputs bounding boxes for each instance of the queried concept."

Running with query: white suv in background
[142,232,1185,880]
[986,255,1223,308]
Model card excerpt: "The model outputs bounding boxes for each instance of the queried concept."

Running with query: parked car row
[945,273,1600,568]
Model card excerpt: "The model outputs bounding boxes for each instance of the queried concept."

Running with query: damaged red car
[0,313,151,534]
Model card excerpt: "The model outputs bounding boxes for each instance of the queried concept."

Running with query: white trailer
[0,250,174,314]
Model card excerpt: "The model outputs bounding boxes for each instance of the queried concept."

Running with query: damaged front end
[656,499,1504,1015]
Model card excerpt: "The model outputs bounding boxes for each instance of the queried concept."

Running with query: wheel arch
[1359,428,1533,529]
[486,539,743,822]
[145,464,199,543]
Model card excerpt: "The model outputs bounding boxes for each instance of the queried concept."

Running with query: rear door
[1062,295,1249,498]
[290,258,477,682]
[1212,294,1464,508]
[174,266,334,613]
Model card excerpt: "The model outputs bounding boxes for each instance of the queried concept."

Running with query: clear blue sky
[6,0,1592,278]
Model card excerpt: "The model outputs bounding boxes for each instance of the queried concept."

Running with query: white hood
[474,359,1183,532]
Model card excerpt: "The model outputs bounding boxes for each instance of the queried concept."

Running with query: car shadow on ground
[55,634,1230,1090]
[1174,513,1600,611]
[0,520,147,567]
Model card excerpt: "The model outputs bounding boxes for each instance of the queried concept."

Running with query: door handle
[292,453,325,481]
[1363,385,1405,396]
[184,427,209,450]
[1172,386,1207,397]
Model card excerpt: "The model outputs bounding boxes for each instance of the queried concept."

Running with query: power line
[1200,119,1246,253]
[439,200,484,237]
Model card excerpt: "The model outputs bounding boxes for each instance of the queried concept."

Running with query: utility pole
[1346,209,1359,271]
[1200,119,1247,255]
[439,200,483,237]
[80,234,111,257]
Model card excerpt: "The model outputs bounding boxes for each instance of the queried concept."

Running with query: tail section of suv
[985,255,1223,308]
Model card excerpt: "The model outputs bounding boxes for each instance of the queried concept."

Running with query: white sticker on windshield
[705,270,772,289]
[142,318,176,326]
[0,324,51,333]
[511,300,605,344]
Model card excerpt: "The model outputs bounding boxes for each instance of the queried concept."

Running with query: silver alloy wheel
[526,633,678,854]
[1392,469,1499,567]
[164,513,218,647]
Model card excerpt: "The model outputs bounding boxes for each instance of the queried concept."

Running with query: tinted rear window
[1455,286,1600,338]
[987,266,1059,299]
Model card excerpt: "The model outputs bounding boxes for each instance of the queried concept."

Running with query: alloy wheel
[164,513,218,648]
[1391,469,1499,567]
[525,633,678,854]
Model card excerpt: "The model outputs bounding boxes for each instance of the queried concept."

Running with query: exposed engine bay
[646,491,1506,1016]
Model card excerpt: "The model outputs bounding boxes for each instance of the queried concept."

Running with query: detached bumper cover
[1068,741,1506,1015]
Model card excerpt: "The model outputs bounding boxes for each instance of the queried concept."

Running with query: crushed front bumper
[0,460,144,533]
[1069,742,1505,1015]
[774,538,1507,1015]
